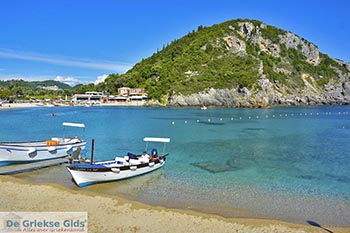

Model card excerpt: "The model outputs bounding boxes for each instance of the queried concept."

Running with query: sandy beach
[0,176,348,233]
[0,103,41,109]
[0,102,146,110]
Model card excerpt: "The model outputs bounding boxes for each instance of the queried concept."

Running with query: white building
[72,91,104,104]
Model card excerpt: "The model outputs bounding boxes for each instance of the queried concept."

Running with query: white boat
[67,137,170,187]
[0,122,86,166]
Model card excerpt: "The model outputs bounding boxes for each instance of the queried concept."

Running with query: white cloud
[54,76,86,86]
[94,74,108,85]
[0,48,132,72]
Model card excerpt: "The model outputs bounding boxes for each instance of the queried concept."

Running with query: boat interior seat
[129,159,141,165]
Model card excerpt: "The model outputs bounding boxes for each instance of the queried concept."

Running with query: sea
[1,105,349,226]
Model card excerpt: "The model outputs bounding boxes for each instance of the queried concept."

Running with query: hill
[106,18,350,107]
[0,79,72,90]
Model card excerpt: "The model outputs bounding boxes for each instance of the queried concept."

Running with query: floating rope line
[170,111,349,125]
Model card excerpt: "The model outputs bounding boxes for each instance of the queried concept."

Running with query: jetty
[0,157,68,175]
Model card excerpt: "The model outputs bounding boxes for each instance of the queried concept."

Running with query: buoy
[185,121,187,124]
[48,146,56,153]
[231,117,234,120]
[111,168,120,173]
[208,118,211,122]
[27,147,36,155]
[239,117,242,120]
[220,118,222,121]
[172,121,175,125]
[196,119,199,123]
[66,145,73,152]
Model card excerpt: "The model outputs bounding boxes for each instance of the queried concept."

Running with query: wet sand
[1,175,348,233]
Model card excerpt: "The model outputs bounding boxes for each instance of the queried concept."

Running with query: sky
[0,0,349,86]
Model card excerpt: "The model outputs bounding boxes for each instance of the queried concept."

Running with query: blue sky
[0,0,349,86]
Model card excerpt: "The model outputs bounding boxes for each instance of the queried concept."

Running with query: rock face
[168,70,350,107]
[168,83,350,108]
[279,32,320,65]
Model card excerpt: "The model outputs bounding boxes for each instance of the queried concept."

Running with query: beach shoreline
[0,102,147,110]
[0,102,41,109]
[0,175,348,233]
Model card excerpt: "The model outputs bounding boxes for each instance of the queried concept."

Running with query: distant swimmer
[49,113,57,116]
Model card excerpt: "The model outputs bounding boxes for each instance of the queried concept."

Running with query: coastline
[0,102,148,110]
[1,176,348,233]
[0,103,42,110]
[1,101,349,110]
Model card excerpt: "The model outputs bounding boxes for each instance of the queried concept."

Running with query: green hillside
[0,79,72,90]
[0,79,73,100]
[104,19,348,104]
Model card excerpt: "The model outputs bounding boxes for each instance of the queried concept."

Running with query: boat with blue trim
[0,122,86,166]
[67,137,170,187]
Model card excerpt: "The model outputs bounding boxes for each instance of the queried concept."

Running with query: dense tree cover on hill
[0,80,73,100]
[101,19,347,102]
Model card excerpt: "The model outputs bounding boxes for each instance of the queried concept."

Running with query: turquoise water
[1,106,350,226]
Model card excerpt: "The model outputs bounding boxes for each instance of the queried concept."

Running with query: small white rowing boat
[0,122,86,166]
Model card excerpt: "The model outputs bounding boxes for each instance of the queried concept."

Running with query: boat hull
[0,141,86,165]
[67,160,165,187]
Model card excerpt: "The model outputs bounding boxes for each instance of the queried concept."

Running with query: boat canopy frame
[62,122,86,139]
[143,137,170,156]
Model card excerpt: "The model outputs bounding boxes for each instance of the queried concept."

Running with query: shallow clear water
[2,106,350,226]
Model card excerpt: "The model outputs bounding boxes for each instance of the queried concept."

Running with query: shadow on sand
[307,220,333,233]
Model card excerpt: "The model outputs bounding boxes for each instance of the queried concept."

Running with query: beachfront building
[72,91,104,104]
[117,87,148,103]
[108,95,128,103]
[118,87,130,97]
[72,88,147,105]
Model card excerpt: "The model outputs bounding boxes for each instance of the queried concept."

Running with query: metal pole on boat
[90,139,94,165]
